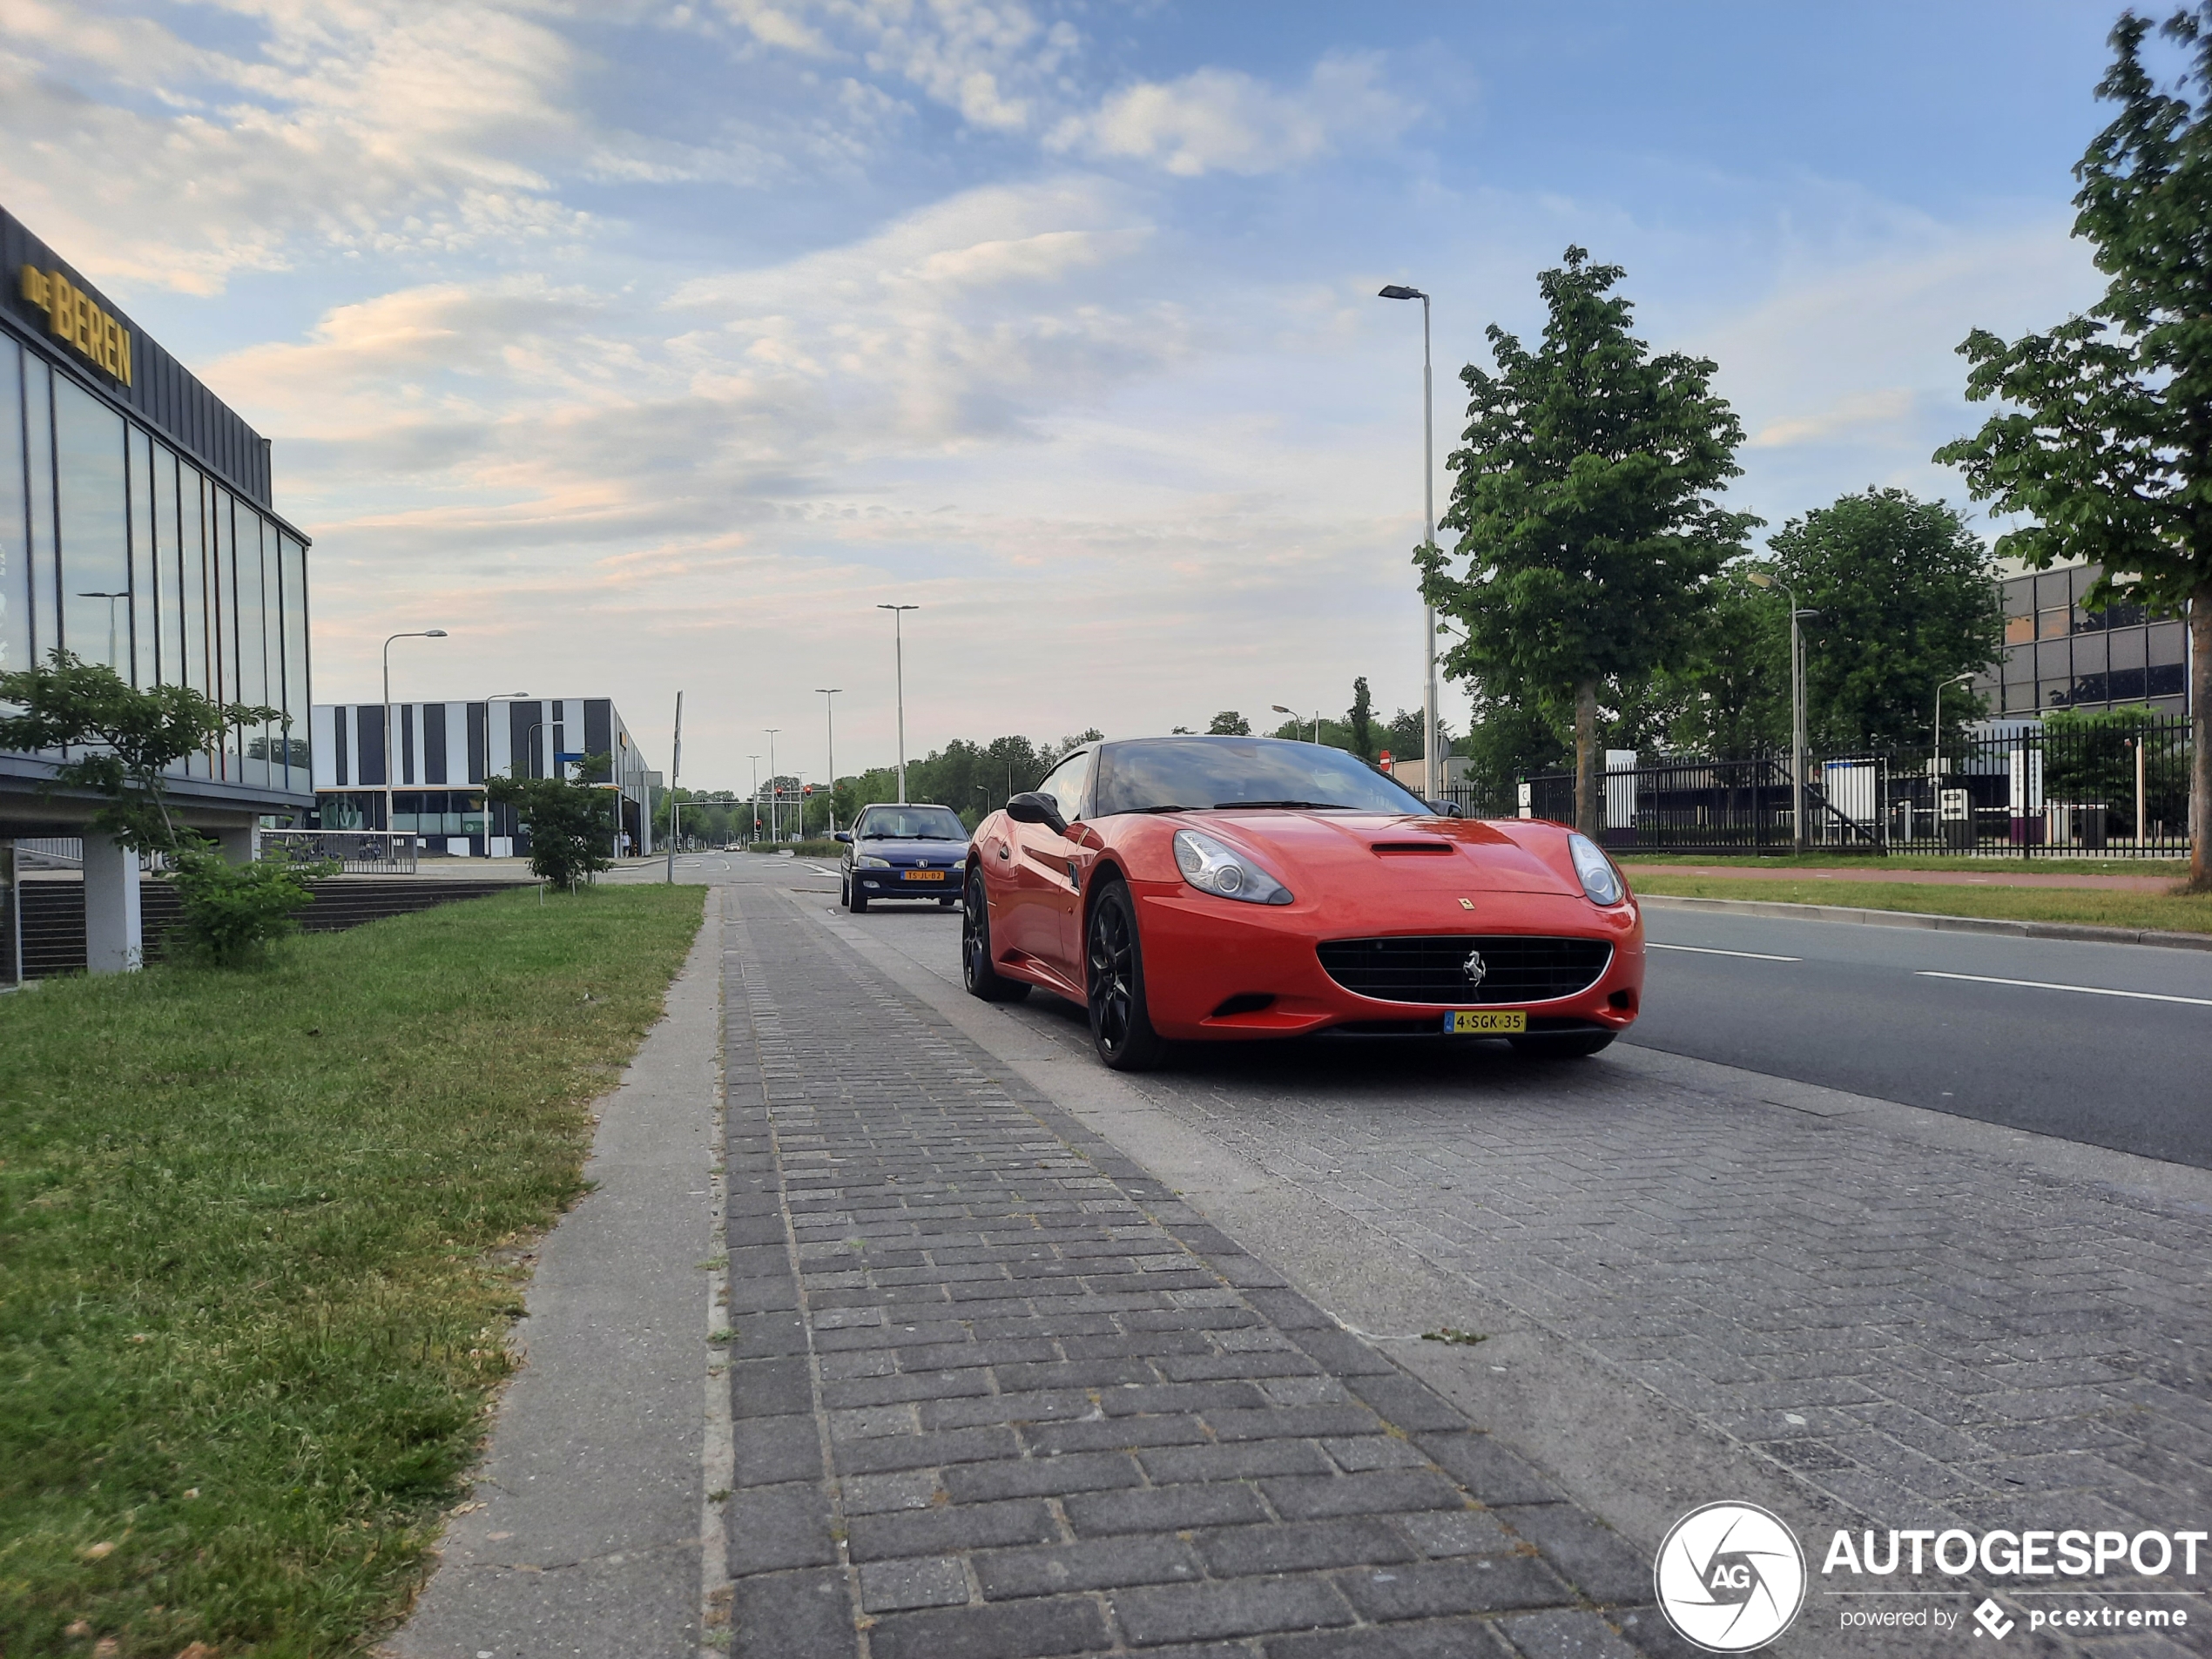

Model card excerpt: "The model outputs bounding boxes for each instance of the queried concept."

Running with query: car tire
[961,868,1028,1002]
[938,895,957,908]
[846,877,868,914]
[1085,880,1166,1072]
[1507,1030,1615,1059]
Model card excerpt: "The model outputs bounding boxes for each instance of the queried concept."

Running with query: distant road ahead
[1629,907,2212,1169]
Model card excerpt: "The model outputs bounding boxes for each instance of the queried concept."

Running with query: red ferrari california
[961,735,1643,1070]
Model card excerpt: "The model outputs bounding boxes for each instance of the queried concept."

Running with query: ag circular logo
[1655,1501,1807,1652]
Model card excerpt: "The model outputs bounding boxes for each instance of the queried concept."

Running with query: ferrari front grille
[1316,934,1613,1006]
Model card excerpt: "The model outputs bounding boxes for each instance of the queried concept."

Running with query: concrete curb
[1638,891,2212,952]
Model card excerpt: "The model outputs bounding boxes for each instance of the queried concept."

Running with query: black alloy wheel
[1507,1030,1615,1059]
[1085,880,1165,1071]
[961,868,1028,1002]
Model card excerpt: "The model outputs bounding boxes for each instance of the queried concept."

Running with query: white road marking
[1917,971,2212,1008]
[1648,942,1801,962]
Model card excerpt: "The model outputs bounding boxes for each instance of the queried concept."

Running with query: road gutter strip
[1638,892,2212,951]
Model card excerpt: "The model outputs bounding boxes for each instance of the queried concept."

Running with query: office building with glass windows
[1971,560,2191,720]
[311,698,655,857]
[3,204,312,974]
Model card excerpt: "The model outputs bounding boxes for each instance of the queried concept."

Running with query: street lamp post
[747,755,760,843]
[815,687,843,833]
[765,729,780,842]
[1746,575,1817,850]
[666,690,684,884]
[383,630,448,841]
[77,590,129,670]
[878,604,919,803]
[1271,703,1321,745]
[1932,672,1973,843]
[1378,284,1440,799]
[482,691,530,854]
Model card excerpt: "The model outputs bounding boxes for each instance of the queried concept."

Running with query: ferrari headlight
[1173,828,1292,906]
[1568,833,1623,905]
[856,854,893,868]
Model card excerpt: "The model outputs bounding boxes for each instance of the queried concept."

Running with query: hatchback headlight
[1173,828,1292,906]
[856,853,892,868]
[1568,833,1624,905]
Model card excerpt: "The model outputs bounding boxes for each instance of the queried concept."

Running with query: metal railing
[1437,715,2193,860]
[260,829,419,873]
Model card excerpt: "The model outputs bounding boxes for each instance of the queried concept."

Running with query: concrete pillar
[213,825,257,866]
[84,835,143,974]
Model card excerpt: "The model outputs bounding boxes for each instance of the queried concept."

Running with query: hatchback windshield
[859,806,968,840]
[1091,738,1429,817]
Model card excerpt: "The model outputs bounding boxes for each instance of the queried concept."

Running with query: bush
[164,846,332,967]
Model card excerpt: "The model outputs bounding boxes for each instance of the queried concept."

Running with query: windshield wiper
[910,833,965,840]
[1123,804,1196,814]
[1216,799,1349,811]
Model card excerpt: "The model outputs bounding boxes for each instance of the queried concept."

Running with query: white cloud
[1749,387,1916,448]
[0,0,593,292]
[1049,53,1416,177]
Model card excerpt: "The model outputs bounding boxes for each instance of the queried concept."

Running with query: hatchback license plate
[902,869,948,882]
[1444,1009,1526,1035]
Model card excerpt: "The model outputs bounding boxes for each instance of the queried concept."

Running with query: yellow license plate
[902,869,948,881]
[1444,1009,1526,1035]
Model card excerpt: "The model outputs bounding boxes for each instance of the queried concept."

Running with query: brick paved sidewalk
[716,887,1674,1659]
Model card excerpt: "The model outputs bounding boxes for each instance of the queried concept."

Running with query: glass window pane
[281,534,309,791]
[236,509,267,786]
[178,463,209,776]
[154,444,182,687]
[54,377,130,675]
[129,426,156,686]
[0,340,24,678]
[212,488,238,778]
[26,357,55,664]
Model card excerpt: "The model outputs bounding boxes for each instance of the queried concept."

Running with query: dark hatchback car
[837,803,970,911]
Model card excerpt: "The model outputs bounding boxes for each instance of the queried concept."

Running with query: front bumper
[1134,880,1644,1042]
[853,868,958,897]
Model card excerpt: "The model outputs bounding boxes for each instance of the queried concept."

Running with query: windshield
[1091,738,1431,818]
[859,806,968,840]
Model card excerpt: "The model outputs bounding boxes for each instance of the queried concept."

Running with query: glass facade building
[312,698,656,856]
[2,204,313,818]
[1972,562,2190,720]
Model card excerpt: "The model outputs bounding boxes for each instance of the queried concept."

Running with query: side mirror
[1427,799,1465,818]
[1005,792,1068,837]
[833,830,852,843]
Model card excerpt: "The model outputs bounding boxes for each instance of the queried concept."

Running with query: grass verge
[1614,852,2192,879]
[0,883,705,1657]
[1629,874,2212,934]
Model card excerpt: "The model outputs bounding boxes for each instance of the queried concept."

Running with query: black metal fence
[1437,715,2193,860]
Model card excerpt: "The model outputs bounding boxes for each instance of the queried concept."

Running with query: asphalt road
[646,852,2212,1171]
[1632,906,2212,1170]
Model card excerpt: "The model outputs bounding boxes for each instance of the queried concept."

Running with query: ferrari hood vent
[1369,840,1453,853]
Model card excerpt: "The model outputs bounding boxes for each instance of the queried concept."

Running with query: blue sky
[0,0,2125,786]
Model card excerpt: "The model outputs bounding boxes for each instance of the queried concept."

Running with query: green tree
[1460,691,1568,799]
[1207,711,1252,736]
[488,757,614,887]
[1935,5,2212,887]
[1421,247,1757,836]
[1764,489,2001,752]
[0,650,280,850]
[2043,704,2189,831]
[1658,566,1791,759]
[1345,679,1373,761]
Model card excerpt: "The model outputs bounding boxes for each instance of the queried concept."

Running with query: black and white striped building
[311,698,656,857]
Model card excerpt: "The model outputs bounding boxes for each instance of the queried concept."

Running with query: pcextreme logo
[1655,1502,1808,1652]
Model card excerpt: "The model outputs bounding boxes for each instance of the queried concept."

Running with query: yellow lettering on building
[16,264,132,387]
